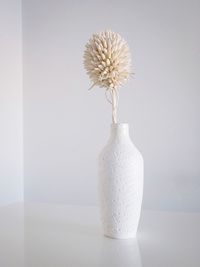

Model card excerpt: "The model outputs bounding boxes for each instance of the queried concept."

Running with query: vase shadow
[24,217,142,267]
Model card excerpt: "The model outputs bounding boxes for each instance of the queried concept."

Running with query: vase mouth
[111,123,129,131]
[111,123,129,127]
[110,123,130,137]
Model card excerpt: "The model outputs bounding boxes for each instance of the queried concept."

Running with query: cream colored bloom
[83,30,131,90]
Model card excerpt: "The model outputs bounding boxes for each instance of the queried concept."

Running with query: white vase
[98,123,143,239]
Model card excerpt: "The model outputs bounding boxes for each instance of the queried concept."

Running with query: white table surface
[0,202,199,267]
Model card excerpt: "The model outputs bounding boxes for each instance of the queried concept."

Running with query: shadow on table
[24,217,142,267]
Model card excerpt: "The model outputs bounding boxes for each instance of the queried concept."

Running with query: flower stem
[111,89,118,124]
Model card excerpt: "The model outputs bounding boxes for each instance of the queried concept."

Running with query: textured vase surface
[98,123,143,239]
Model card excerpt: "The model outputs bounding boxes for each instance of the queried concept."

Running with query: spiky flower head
[83,30,131,90]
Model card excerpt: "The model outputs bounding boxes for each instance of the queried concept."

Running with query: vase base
[104,232,137,240]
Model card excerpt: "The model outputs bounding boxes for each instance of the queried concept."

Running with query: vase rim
[111,123,129,130]
[111,123,128,126]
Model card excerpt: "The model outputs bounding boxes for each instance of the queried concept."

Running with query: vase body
[98,123,143,239]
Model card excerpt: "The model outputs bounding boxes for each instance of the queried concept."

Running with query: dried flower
[84,30,131,90]
[83,30,132,123]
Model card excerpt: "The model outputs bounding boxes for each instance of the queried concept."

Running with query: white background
[1,0,200,211]
[0,0,23,205]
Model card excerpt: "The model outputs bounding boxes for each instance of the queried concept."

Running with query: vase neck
[110,123,130,141]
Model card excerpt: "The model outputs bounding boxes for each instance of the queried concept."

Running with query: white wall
[0,0,23,204]
[23,0,200,211]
